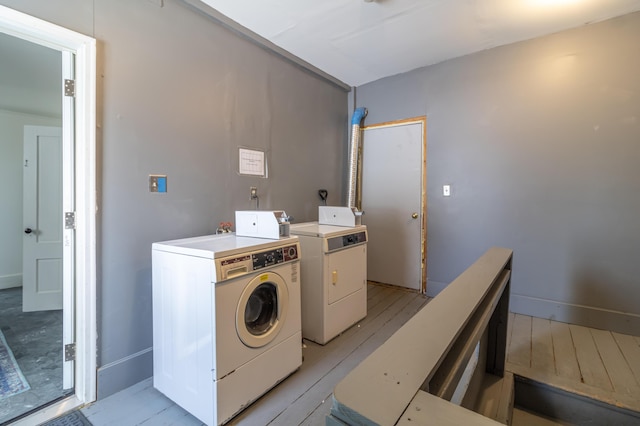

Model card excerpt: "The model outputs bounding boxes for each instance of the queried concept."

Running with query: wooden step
[474,371,515,425]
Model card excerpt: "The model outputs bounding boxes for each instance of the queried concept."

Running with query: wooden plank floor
[80,287,640,425]
[81,283,429,426]
[506,312,640,414]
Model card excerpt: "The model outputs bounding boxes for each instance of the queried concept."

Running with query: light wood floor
[506,312,640,414]
[81,283,429,425]
[80,284,640,425]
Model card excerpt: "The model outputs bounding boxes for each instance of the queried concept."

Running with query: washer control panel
[216,243,299,280]
[252,244,299,270]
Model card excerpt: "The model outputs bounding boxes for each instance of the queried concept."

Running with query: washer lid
[152,233,299,259]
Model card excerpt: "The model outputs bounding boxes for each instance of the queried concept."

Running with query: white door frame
[0,4,97,422]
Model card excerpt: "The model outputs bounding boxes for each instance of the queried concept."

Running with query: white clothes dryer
[152,233,301,426]
[290,222,367,345]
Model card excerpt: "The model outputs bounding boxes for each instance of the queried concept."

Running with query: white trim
[0,274,22,290]
[71,26,98,406]
[62,50,76,390]
[0,3,97,419]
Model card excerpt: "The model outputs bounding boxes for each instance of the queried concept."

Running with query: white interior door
[23,125,63,312]
[361,118,426,292]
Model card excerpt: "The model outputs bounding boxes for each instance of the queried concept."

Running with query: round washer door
[236,271,289,348]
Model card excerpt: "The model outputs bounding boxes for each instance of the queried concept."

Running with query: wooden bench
[328,247,513,425]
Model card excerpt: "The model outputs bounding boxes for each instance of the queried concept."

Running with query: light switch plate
[443,185,451,197]
[149,175,167,193]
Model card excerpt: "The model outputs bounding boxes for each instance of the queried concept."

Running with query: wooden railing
[328,247,513,425]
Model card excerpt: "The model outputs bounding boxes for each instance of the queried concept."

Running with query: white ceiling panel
[200,0,640,86]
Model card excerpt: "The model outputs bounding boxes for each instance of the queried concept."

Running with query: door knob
[24,228,33,234]
[411,213,418,219]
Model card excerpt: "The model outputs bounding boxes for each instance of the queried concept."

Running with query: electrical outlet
[150,175,167,193]
[250,186,258,199]
[443,185,451,197]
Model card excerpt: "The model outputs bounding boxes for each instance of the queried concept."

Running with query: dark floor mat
[41,411,92,426]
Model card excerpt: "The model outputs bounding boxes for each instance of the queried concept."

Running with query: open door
[22,125,63,312]
[21,49,77,393]
[1,6,96,422]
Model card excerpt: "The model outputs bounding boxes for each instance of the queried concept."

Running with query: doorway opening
[0,5,96,425]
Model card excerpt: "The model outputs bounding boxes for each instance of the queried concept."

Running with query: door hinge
[65,343,76,361]
[65,212,76,229]
[64,79,75,97]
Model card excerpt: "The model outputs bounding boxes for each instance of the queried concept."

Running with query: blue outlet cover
[157,176,167,193]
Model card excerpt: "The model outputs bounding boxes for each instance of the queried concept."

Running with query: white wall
[0,109,61,289]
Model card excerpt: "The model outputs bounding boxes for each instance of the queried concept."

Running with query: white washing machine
[152,233,301,426]
[290,222,367,345]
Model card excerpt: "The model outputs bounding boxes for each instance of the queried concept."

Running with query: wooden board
[591,329,640,395]
[508,362,640,413]
[507,312,515,353]
[299,395,333,426]
[366,281,385,300]
[568,325,613,391]
[366,285,401,312]
[272,295,429,425]
[612,332,640,386]
[549,320,581,382]
[396,390,503,425]
[511,408,565,426]
[508,314,531,368]
[83,378,201,426]
[474,371,514,424]
[531,318,554,375]
[232,289,427,424]
[331,247,513,425]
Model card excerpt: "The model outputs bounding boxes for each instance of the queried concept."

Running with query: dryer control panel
[216,243,299,280]
[326,231,368,253]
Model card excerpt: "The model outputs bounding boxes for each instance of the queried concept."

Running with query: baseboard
[510,294,640,336]
[97,347,153,399]
[0,274,22,290]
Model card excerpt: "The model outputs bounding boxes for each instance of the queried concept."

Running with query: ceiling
[200,0,640,87]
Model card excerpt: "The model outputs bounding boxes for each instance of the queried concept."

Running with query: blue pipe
[351,107,368,125]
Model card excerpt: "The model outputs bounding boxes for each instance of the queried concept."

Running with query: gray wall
[1,0,348,398]
[357,12,640,334]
